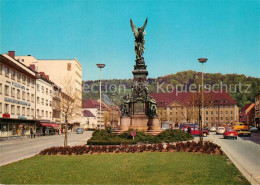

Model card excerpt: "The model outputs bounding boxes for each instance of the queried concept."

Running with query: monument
[118,18,162,134]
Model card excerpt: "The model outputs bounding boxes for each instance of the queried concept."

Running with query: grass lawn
[0,152,249,184]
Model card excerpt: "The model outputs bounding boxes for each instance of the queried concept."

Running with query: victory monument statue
[118,18,161,134]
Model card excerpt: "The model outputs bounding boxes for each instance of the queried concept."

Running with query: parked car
[190,127,209,137]
[210,126,216,132]
[216,127,225,135]
[76,128,84,134]
[179,124,198,130]
[223,129,238,139]
[250,126,258,133]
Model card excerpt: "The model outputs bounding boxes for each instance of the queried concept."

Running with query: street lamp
[198,58,207,144]
[96,64,105,129]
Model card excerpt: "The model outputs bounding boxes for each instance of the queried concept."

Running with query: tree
[60,75,81,146]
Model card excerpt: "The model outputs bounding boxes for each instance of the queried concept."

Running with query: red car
[190,127,209,137]
[223,129,238,139]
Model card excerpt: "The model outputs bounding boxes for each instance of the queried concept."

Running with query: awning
[40,123,59,128]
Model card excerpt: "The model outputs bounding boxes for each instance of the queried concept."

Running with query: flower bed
[39,141,224,156]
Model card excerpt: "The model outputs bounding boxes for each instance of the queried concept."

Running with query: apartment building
[0,52,37,137]
[35,76,53,121]
[151,90,239,128]
[15,55,82,112]
[81,99,106,129]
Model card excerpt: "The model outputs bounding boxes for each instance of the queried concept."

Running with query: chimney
[8,51,15,59]
[44,75,49,80]
[39,72,45,76]
[29,64,36,71]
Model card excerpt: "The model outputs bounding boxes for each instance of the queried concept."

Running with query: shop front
[37,122,59,136]
[0,118,38,137]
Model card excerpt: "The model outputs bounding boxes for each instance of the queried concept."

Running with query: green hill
[83,70,260,108]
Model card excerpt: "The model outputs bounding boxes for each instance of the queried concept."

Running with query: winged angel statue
[130,18,148,60]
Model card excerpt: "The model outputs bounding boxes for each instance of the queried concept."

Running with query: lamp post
[198,58,207,144]
[96,64,105,129]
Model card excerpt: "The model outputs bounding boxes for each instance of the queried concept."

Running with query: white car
[210,126,216,132]
[250,127,258,133]
[216,127,225,135]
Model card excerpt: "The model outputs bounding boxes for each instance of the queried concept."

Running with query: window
[221,117,223,120]
[231,117,233,120]
[50,101,52,106]
[67,63,72,71]
[0,103,2,113]
[37,109,39,116]
[46,111,48,118]
[226,117,228,121]
[211,117,213,120]
[41,110,44,117]
[27,77,30,86]
[225,111,228,114]
[206,111,208,115]
[11,70,15,80]
[46,88,48,94]
[4,67,9,77]
[0,83,2,94]
[27,108,30,116]
[31,109,34,117]
[46,100,48,106]
[17,106,20,115]
[221,111,223,115]
[211,111,213,115]
[4,104,9,113]
[22,75,26,84]
[22,107,25,116]
[17,89,20,99]
[27,93,30,101]
[216,111,218,114]
[50,111,52,118]
[31,94,34,102]
[4,85,9,96]
[22,91,25,100]
[231,111,233,114]
[37,84,40,91]
[17,73,21,82]
[42,86,44,93]
[11,88,15,97]
[206,117,208,120]
[50,90,52,95]
[41,98,44,105]
[31,79,35,88]
[11,105,15,115]
[37,97,40,104]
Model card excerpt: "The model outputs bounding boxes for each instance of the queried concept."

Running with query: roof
[240,103,255,112]
[82,110,95,117]
[82,99,106,109]
[151,90,237,107]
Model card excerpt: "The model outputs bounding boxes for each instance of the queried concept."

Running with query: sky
[0,0,259,80]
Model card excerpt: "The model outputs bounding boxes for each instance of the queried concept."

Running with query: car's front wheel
[203,133,207,137]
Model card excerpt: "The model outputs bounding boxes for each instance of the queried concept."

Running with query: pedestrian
[30,129,33,138]
[33,130,36,138]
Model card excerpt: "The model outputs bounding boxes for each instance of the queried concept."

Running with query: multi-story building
[35,75,53,122]
[151,90,239,128]
[81,99,106,129]
[52,84,62,123]
[255,91,260,128]
[0,52,37,137]
[81,110,96,129]
[15,54,82,121]
[239,103,255,126]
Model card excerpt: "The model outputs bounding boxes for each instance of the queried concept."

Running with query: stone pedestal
[148,117,161,131]
[130,114,149,131]
[118,116,131,131]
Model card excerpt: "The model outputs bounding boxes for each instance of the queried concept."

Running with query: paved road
[0,131,93,166]
[207,132,260,185]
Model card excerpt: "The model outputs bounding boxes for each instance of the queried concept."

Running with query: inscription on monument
[134,102,144,114]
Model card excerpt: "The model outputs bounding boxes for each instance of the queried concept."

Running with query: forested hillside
[83,70,260,108]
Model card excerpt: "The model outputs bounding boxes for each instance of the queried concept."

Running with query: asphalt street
[206,132,260,185]
[0,131,93,166]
